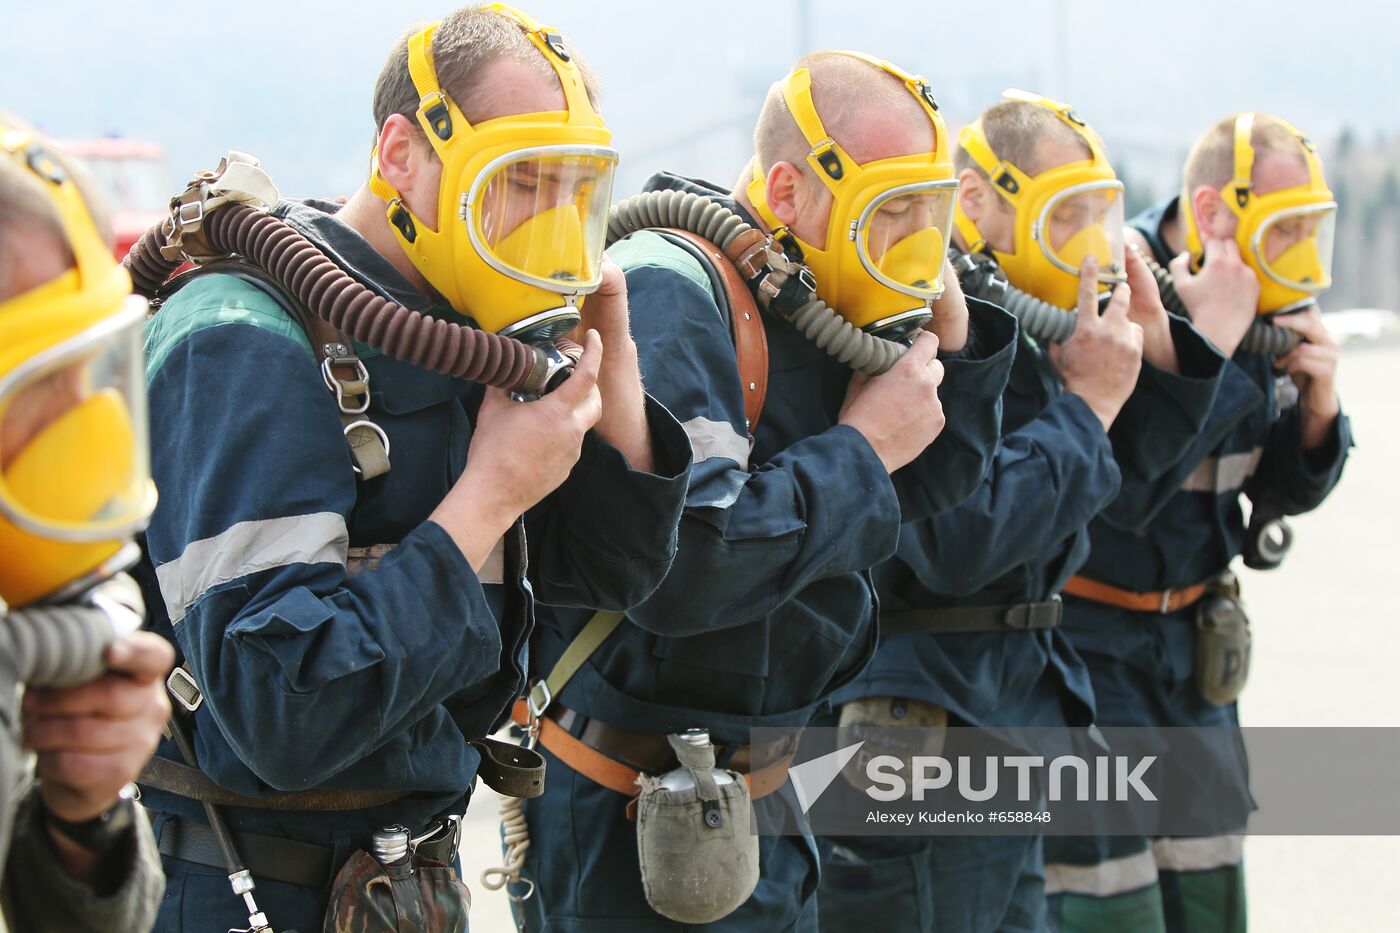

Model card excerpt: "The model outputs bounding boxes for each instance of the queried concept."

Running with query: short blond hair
[954,99,1094,179]
[1183,113,1307,194]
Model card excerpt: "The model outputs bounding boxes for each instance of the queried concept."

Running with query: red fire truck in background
[55,137,173,260]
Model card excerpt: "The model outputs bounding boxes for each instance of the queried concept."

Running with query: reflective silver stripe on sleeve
[156,512,350,624]
[1180,447,1265,494]
[681,415,750,470]
[1150,834,1244,872]
[1043,847,1160,898]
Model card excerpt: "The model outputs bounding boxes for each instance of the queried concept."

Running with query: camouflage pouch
[1195,573,1252,707]
[838,696,948,792]
[322,849,471,932]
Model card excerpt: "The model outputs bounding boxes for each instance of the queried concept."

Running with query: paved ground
[460,339,1400,932]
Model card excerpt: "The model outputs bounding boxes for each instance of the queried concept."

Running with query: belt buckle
[1158,588,1176,614]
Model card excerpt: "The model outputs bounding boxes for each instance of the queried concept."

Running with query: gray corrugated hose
[607,189,905,375]
[1,576,142,687]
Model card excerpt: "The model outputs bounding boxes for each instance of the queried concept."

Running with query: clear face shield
[464,146,618,340]
[0,295,154,545]
[1036,180,1127,287]
[1252,200,1336,297]
[856,181,959,309]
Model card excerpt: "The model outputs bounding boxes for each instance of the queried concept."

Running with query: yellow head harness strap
[1218,111,1326,216]
[752,51,949,200]
[0,124,123,298]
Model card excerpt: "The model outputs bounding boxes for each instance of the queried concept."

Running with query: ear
[1191,185,1236,240]
[764,161,807,228]
[957,167,987,223]
[375,114,441,228]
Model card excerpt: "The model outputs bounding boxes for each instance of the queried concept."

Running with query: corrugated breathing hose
[1,576,142,688]
[951,250,1077,344]
[607,189,905,375]
[125,205,569,397]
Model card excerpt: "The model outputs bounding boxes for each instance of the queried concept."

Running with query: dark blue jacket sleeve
[1106,314,1227,487]
[891,297,1018,522]
[620,263,902,637]
[894,393,1120,596]
[146,325,502,791]
[1098,355,1265,533]
[525,396,691,611]
[1244,402,1353,517]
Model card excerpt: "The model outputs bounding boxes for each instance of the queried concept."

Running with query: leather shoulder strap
[657,228,769,433]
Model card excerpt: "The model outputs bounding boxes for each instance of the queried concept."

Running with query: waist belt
[156,813,461,889]
[880,597,1062,636]
[511,700,798,808]
[140,756,408,811]
[157,817,334,888]
[1063,575,1209,614]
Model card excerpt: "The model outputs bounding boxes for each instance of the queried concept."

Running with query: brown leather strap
[1063,575,1210,614]
[510,701,795,810]
[660,228,769,432]
[513,700,642,798]
[139,756,407,811]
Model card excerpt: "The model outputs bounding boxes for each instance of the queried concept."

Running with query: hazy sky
[5,0,1398,201]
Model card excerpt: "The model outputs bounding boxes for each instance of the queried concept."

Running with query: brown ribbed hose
[126,205,561,395]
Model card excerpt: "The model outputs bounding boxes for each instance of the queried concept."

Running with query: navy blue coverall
[1044,197,1353,933]
[136,199,692,932]
[512,174,1018,932]
[817,248,1230,933]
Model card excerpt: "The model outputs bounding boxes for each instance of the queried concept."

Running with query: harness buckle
[1159,588,1176,614]
[419,92,453,141]
[166,667,204,713]
[321,356,371,414]
[527,681,553,721]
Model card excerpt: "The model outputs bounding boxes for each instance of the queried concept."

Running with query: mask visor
[0,295,154,543]
[1038,180,1126,284]
[468,147,618,296]
[856,181,959,300]
[1254,201,1336,294]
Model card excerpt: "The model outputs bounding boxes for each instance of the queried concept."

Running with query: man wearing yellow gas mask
[513,52,1017,931]
[815,92,1233,933]
[1045,113,1352,933]
[133,6,691,931]
[0,119,172,932]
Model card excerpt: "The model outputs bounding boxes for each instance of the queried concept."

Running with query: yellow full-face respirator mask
[0,127,156,609]
[746,54,959,339]
[1182,113,1336,315]
[954,89,1126,312]
[369,5,618,343]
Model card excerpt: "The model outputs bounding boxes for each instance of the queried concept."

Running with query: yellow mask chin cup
[1249,203,1336,313]
[872,225,946,294]
[367,17,617,339]
[4,390,136,523]
[488,202,588,286]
